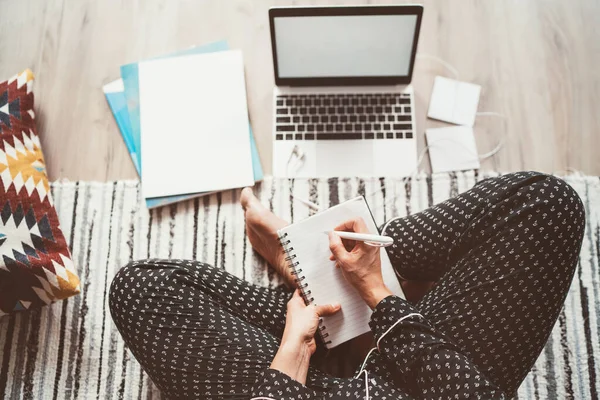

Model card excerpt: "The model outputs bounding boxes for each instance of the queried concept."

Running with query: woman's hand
[328,217,393,309]
[282,289,341,354]
[270,290,340,384]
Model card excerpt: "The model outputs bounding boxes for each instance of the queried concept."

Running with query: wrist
[363,285,393,309]
[279,337,312,357]
[281,328,310,350]
[271,339,312,385]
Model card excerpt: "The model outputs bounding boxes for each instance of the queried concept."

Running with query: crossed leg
[110,172,585,398]
[381,172,585,394]
[109,189,340,399]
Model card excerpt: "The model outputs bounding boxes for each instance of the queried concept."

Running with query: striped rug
[1,172,599,399]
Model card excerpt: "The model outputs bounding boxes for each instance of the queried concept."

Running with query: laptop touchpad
[316,140,375,176]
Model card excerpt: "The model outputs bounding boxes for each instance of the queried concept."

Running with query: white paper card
[427,76,481,127]
[139,50,254,198]
[426,126,481,173]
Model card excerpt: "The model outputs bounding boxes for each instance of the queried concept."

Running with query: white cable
[365,111,508,207]
[364,136,478,202]
[288,82,508,209]
[376,312,423,351]
[356,369,370,400]
[355,347,378,378]
[414,112,507,169]
[251,397,277,400]
[416,53,460,80]
[475,112,507,160]
[352,312,422,400]
[296,136,476,211]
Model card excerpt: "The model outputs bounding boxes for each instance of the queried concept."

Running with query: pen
[325,231,394,247]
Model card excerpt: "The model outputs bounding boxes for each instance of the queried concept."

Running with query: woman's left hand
[282,289,341,354]
[270,290,341,384]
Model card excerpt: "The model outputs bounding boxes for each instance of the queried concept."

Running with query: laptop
[270,5,424,178]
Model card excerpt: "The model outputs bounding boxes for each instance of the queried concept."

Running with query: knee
[485,172,585,255]
[109,259,215,321]
[109,259,155,294]
[543,174,584,217]
[108,260,147,324]
[501,172,585,225]
[519,173,585,261]
[527,173,584,229]
[109,259,180,321]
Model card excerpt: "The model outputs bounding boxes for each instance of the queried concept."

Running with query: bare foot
[241,187,295,287]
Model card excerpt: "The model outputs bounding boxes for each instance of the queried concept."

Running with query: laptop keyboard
[274,93,413,141]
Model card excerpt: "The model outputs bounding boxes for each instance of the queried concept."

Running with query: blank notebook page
[278,197,404,348]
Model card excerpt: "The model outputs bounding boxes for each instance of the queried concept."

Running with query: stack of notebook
[103,41,263,209]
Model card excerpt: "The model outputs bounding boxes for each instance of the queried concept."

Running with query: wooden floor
[1,0,598,181]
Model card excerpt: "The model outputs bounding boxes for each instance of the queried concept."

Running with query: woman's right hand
[328,218,393,309]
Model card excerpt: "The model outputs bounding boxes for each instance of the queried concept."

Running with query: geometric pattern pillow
[0,70,79,316]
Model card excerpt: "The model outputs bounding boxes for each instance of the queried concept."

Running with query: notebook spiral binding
[279,232,332,346]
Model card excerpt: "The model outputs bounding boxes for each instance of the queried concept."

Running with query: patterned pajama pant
[109,172,585,399]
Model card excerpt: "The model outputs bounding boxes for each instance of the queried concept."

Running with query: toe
[240,187,256,210]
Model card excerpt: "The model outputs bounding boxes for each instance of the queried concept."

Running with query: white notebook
[277,197,405,349]
[138,49,254,199]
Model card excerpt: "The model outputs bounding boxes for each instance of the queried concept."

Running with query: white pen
[325,231,394,247]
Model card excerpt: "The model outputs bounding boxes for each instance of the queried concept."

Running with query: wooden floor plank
[0,0,598,180]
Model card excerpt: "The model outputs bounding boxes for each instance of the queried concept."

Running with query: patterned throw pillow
[0,70,80,316]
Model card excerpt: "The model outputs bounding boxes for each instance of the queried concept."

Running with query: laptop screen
[270,6,423,86]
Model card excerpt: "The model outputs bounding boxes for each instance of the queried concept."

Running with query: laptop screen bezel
[269,5,424,87]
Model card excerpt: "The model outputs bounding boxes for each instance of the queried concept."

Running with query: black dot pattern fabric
[381,171,585,395]
[109,172,585,399]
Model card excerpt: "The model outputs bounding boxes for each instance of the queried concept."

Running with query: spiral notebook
[278,196,404,349]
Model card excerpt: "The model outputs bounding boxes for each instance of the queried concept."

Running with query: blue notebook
[103,80,140,174]
[104,41,263,208]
